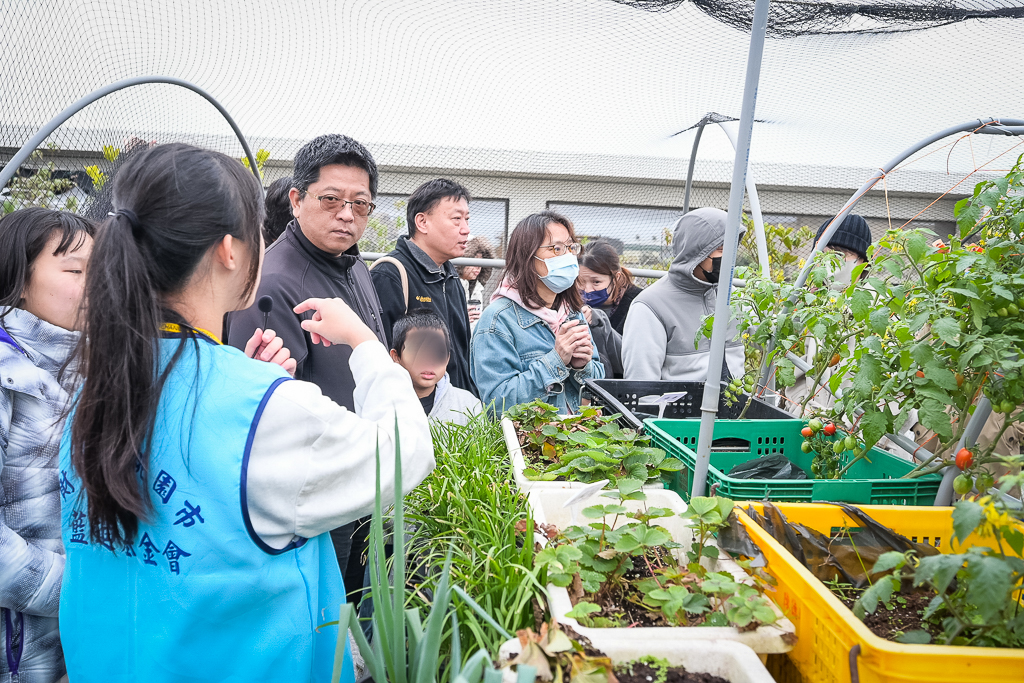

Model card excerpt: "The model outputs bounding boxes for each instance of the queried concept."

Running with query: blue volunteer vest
[58,331,353,683]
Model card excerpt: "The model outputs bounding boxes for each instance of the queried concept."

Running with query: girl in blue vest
[58,143,434,682]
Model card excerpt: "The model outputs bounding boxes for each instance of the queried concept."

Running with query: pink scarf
[491,278,570,335]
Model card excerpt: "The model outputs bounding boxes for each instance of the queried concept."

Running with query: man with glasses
[370,178,478,396]
[225,134,388,601]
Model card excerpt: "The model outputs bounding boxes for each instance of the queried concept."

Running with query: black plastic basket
[583,379,794,430]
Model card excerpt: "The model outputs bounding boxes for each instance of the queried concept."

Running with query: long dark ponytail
[71,143,264,547]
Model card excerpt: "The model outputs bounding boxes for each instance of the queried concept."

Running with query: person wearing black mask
[622,208,745,381]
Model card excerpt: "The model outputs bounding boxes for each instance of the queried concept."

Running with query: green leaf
[952,500,984,543]
[565,601,601,620]
[871,551,907,575]
[616,478,644,496]
[932,317,960,346]
[853,355,883,396]
[924,365,958,391]
[918,399,953,440]
[854,576,896,619]
[869,308,890,334]
[965,554,1015,620]
[851,289,872,321]
[859,410,888,450]
[914,554,966,595]
[541,424,559,436]
[906,233,927,263]
[896,630,932,645]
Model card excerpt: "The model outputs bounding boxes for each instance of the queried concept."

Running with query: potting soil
[615,660,729,683]
[832,587,943,643]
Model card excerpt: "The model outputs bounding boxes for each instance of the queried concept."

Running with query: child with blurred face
[390,309,483,425]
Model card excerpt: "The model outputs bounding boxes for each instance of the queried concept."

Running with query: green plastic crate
[646,418,943,505]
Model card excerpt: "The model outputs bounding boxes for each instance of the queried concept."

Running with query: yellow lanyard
[158,323,223,345]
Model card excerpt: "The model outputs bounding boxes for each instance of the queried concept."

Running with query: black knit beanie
[815,214,872,262]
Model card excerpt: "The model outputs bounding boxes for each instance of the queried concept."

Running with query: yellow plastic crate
[735,503,1024,683]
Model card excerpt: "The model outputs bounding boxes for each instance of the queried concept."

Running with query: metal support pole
[690,0,771,498]
[0,76,261,191]
[933,399,993,505]
[757,117,1024,389]
[717,121,771,279]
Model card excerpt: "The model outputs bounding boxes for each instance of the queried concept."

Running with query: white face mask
[830,259,861,290]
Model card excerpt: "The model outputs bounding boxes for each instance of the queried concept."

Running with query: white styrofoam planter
[501,417,662,494]
[528,488,795,657]
[498,637,775,683]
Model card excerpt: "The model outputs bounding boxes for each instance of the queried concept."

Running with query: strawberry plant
[508,400,682,486]
[534,483,779,631]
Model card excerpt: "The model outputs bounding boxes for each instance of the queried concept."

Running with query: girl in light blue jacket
[0,208,95,683]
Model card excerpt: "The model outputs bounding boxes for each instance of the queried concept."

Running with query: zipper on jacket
[4,608,23,677]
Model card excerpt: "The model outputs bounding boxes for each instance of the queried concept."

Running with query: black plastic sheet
[720,502,940,587]
[727,454,807,481]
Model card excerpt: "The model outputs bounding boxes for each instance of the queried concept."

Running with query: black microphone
[251,295,274,358]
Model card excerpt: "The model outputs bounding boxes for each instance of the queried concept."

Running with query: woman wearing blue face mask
[470,211,604,414]
[578,241,642,336]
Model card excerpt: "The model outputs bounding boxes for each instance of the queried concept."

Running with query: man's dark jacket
[225,221,387,410]
[370,236,477,396]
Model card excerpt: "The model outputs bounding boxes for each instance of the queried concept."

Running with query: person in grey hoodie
[622,207,745,382]
[0,208,95,683]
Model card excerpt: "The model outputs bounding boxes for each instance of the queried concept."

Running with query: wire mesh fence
[2,0,1023,292]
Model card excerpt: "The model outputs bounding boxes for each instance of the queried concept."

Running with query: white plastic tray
[501,417,662,494]
[528,488,796,657]
[498,637,776,683]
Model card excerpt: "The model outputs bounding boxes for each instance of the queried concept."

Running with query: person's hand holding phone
[554,319,590,367]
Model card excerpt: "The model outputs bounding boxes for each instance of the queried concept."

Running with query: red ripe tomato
[955,448,974,471]
[801,426,813,438]
[915,370,925,379]
[823,423,837,436]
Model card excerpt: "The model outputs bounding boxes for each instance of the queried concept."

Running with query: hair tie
[108,209,144,239]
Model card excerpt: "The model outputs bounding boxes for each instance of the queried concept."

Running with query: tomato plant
[717,156,1024,479]
[854,462,1024,647]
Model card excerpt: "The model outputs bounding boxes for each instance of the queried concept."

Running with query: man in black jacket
[370,178,478,396]
[225,133,387,601]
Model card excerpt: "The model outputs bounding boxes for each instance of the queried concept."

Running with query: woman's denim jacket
[470,298,605,414]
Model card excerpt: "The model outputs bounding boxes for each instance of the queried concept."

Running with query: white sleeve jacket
[245,340,435,550]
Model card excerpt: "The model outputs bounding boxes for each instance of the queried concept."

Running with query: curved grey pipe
[0,76,261,191]
[756,117,1024,389]
[682,117,771,279]
[682,122,706,214]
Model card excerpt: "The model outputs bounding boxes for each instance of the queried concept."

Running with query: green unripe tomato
[953,474,973,496]
[845,435,857,450]
[1008,303,1020,317]
[833,440,846,454]
[808,418,823,432]
[1000,399,1017,414]
[997,307,1009,318]
[976,472,995,491]
[800,441,813,453]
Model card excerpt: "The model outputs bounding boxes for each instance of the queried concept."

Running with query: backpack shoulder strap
[369,256,409,313]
